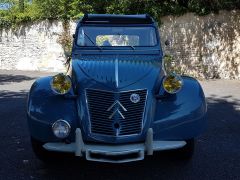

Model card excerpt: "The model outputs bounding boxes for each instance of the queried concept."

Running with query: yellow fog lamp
[50,73,72,95]
[162,73,183,94]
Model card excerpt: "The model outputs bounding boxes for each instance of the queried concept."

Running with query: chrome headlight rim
[52,119,71,139]
[50,73,72,95]
[162,73,184,94]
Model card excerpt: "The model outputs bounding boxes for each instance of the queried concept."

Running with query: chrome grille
[86,89,147,136]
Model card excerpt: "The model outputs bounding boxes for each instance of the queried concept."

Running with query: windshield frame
[74,24,160,50]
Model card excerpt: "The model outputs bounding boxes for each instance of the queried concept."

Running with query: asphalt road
[0,70,240,180]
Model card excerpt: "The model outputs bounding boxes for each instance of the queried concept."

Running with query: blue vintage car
[27,14,207,163]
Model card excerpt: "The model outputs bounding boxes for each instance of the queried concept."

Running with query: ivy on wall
[57,20,72,57]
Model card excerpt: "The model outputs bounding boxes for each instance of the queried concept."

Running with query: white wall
[0,21,76,72]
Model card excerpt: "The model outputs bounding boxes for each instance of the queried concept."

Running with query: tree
[34,0,61,19]
[19,0,24,12]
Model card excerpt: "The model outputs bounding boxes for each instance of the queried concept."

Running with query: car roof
[80,14,155,24]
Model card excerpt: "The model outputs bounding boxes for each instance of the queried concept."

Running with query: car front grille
[86,89,147,137]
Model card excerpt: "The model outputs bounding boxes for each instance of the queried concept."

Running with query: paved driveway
[0,70,240,180]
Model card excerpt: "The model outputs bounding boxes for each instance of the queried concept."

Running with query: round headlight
[50,73,72,95]
[162,73,183,94]
[52,120,71,139]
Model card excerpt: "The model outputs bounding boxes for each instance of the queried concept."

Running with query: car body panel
[27,75,206,143]
[27,77,78,142]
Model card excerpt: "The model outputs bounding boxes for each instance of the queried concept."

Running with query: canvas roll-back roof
[80,14,154,24]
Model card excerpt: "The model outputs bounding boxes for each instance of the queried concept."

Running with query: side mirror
[164,37,173,47]
[65,52,71,58]
[165,39,171,46]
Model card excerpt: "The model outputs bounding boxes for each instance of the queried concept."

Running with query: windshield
[77,26,157,47]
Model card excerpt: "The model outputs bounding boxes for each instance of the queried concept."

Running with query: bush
[0,0,240,29]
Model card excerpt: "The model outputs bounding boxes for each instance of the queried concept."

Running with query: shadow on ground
[0,90,28,98]
[0,91,240,180]
[0,74,36,85]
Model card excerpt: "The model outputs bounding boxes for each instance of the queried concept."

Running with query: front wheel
[31,137,84,164]
[31,137,55,163]
[174,138,195,160]
[31,137,70,163]
[147,139,195,161]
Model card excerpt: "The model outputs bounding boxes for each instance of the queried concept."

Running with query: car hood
[72,54,163,90]
[72,53,163,143]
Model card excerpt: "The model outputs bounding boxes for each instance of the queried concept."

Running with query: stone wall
[0,10,240,79]
[160,10,240,79]
[0,21,76,72]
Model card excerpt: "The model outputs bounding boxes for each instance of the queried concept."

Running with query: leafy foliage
[0,0,240,29]
[57,21,73,56]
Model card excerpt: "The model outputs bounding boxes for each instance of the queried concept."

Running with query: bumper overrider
[43,128,186,163]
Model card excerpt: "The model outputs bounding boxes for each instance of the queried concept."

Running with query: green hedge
[0,0,240,29]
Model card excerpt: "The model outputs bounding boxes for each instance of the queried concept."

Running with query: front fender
[153,76,207,140]
[27,76,78,142]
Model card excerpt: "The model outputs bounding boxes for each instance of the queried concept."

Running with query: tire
[149,139,195,161]
[31,137,65,163]
[174,138,195,160]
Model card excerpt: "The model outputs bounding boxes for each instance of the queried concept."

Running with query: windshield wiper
[116,33,135,50]
[83,32,102,51]
[123,45,135,50]
[128,45,135,50]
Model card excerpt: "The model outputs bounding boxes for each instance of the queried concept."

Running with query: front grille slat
[92,126,114,132]
[86,89,147,137]
[120,121,142,125]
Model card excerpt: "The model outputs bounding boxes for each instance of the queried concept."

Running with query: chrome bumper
[43,128,186,163]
